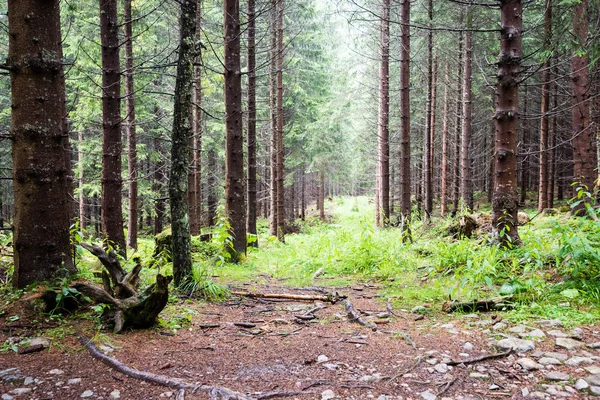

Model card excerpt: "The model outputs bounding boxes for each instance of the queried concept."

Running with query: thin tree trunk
[452,31,464,216]
[99,0,126,254]
[460,25,473,211]
[301,166,306,220]
[520,84,528,205]
[269,0,278,237]
[571,0,596,216]
[276,0,285,242]
[79,131,86,230]
[377,0,390,226]
[399,0,411,233]
[224,0,247,254]
[9,0,76,287]
[124,0,138,249]
[492,0,522,246]
[153,135,165,235]
[537,0,551,213]
[423,0,433,219]
[547,67,557,209]
[430,53,438,201]
[319,171,325,220]
[207,149,217,226]
[246,0,258,245]
[440,59,450,216]
[169,0,197,286]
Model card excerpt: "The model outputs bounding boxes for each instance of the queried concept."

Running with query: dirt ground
[1,282,599,399]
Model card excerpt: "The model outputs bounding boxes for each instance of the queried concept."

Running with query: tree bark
[492,0,522,246]
[99,0,126,254]
[169,0,197,286]
[547,67,557,209]
[423,0,433,220]
[452,31,464,216]
[461,24,473,211]
[224,0,247,254]
[124,0,138,250]
[207,149,217,226]
[571,0,596,216]
[377,0,390,226]
[537,0,551,213]
[246,0,258,246]
[78,131,86,231]
[275,0,285,242]
[399,0,411,230]
[269,0,278,237]
[318,171,325,220]
[153,135,165,235]
[440,59,450,216]
[9,0,76,287]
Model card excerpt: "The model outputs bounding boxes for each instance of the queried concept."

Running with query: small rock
[469,372,488,379]
[521,388,530,396]
[537,319,563,328]
[497,338,535,352]
[538,357,561,365]
[463,342,474,351]
[317,355,329,363]
[575,378,589,390]
[425,358,438,365]
[585,374,600,386]
[48,369,64,375]
[1,394,14,400]
[110,390,121,399]
[420,390,437,400]
[68,378,82,385]
[570,328,584,340]
[547,330,568,338]
[489,384,500,390]
[9,389,32,396]
[586,366,600,374]
[542,351,568,361]
[81,390,94,398]
[322,363,338,370]
[441,323,454,329]
[411,306,428,314]
[459,353,470,357]
[0,369,19,378]
[591,386,600,395]
[546,371,570,381]
[508,325,528,334]
[545,386,572,397]
[27,337,50,347]
[23,377,35,385]
[530,391,547,399]
[321,389,335,400]
[99,345,114,353]
[160,392,173,398]
[360,373,381,382]
[565,356,593,366]
[492,322,507,331]
[434,364,449,374]
[587,342,600,349]
[556,337,584,350]
[524,329,546,339]
[517,358,542,371]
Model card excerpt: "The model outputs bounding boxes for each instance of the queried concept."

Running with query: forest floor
[2,197,600,399]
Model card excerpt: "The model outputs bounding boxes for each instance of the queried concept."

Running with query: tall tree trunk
[99,0,126,254]
[124,0,138,250]
[269,0,278,237]
[440,59,450,216]
[169,0,197,286]
[460,24,473,211]
[423,0,433,220]
[430,53,438,201]
[153,135,165,235]
[519,84,528,205]
[275,0,285,242]
[452,31,464,216]
[207,149,217,226]
[399,0,411,232]
[9,0,76,287]
[537,0,551,213]
[301,166,306,220]
[318,171,325,220]
[246,0,258,245]
[377,0,390,226]
[78,131,86,230]
[547,67,557,209]
[571,0,596,216]
[492,0,522,246]
[224,0,247,254]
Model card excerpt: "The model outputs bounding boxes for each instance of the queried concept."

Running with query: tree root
[446,349,512,366]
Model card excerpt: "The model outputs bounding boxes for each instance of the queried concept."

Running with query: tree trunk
[461,25,473,211]
[153,136,165,235]
[492,0,522,246]
[207,149,217,226]
[276,0,285,242]
[423,0,433,220]
[571,0,596,216]
[399,0,411,230]
[169,0,197,286]
[246,0,258,246]
[99,0,126,254]
[430,53,438,201]
[452,31,464,216]
[519,84,528,205]
[224,0,247,254]
[301,166,306,220]
[377,0,390,226]
[318,171,325,220]
[440,59,450,216]
[9,0,76,287]
[547,67,557,209]
[269,0,278,237]
[537,0,551,213]
[124,0,138,250]
[78,131,86,231]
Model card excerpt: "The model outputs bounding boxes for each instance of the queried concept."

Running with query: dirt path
[1,283,599,399]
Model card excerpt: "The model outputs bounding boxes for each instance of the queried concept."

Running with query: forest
[1,0,600,399]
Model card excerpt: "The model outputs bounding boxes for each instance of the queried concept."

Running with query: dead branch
[231,291,344,304]
[437,377,457,395]
[344,299,377,331]
[446,349,512,366]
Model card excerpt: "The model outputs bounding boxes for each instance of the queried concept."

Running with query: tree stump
[447,215,477,239]
[74,243,172,333]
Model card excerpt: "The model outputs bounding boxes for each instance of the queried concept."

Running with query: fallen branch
[386,299,406,319]
[446,349,512,366]
[345,300,377,331]
[437,377,457,395]
[231,291,344,304]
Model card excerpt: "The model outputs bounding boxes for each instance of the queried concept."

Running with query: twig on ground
[446,349,512,366]
[386,299,407,319]
[345,299,377,331]
[437,377,457,395]
[231,290,344,304]
[386,356,423,382]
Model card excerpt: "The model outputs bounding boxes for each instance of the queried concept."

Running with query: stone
[546,371,570,381]
[81,390,94,398]
[463,342,474,351]
[587,342,600,349]
[434,364,449,374]
[0,369,19,378]
[555,337,584,350]
[1,394,14,400]
[99,345,114,354]
[48,369,64,375]
[537,319,563,328]
[575,379,589,390]
[441,323,454,329]
[517,358,542,371]
[360,374,382,382]
[420,390,437,400]
[469,372,488,379]
[110,390,121,399]
[27,337,50,348]
[524,329,546,339]
[412,306,428,314]
[530,391,547,398]
[570,328,584,340]
[538,357,561,366]
[585,374,600,386]
[496,338,535,352]
[547,330,568,338]
[322,363,338,370]
[68,378,82,385]
[492,322,507,331]
[565,356,593,366]
[23,377,35,385]
[317,355,329,363]
[9,389,32,396]
[591,386,600,396]
[586,366,600,374]
[321,389,335,400]
[508,325,528,334]
[545,386,572,397]
[425,358,438,365]
[542,352,568,361]
[521,388,529,396]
